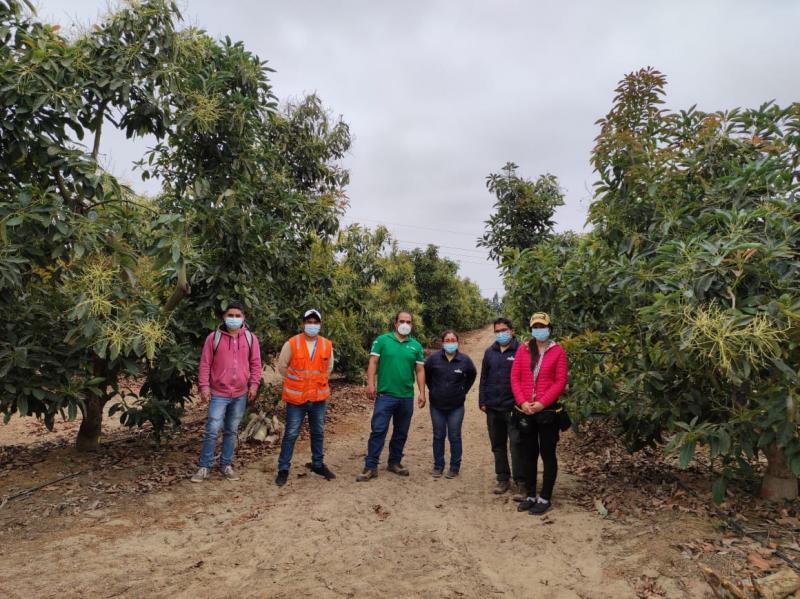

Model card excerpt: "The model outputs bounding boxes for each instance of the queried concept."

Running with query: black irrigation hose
[671,475,800,573]
[1,453,127,507]
[1,470,86,505]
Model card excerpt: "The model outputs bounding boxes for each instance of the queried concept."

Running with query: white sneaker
[221,465,240,481]
[191,467,209,483]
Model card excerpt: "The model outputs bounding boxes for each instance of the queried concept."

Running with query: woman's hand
[531,401,545,414]
[520,401,535,415]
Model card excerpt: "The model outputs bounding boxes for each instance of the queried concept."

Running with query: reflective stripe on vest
[281,334,332,405]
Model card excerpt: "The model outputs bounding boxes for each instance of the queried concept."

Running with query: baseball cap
[529,312,551,327]
[303,309,322,321]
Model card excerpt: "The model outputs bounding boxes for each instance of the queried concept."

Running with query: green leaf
[679,441,695,469]
[712,477,727,504]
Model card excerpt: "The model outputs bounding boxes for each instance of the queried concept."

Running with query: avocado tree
[0,0,350,450]
[497,68,800,500]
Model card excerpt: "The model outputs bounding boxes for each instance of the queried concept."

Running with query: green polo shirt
[370,332,425,398]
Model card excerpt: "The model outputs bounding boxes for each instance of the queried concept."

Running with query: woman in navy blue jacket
[424,330,477,478]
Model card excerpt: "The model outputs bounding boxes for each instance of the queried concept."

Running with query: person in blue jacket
[424,330,477,478]
[479,317,525,497]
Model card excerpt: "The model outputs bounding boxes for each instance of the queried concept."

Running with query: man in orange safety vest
[275,309,335,486]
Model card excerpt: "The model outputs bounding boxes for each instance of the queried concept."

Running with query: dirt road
[0,327,709,598]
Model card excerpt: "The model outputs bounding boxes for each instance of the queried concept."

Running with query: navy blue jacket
[478,338,520,410]
[424,350,477,410]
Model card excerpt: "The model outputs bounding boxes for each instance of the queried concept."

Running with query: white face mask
[397,323,412,336]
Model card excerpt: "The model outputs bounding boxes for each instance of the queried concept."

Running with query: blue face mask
[304,323,321,336]
[531,327,550,342]
[495,331,512,346]
[225,317,243,329]
[442,342,458,354]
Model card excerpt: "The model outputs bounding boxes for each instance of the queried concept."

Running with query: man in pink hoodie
[191,301,262,482]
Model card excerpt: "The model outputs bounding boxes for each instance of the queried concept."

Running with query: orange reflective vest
[281,334,333,405]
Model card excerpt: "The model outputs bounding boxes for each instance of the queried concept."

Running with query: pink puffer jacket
[510,341,568,408]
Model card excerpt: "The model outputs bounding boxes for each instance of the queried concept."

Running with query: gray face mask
[397,323,412,335]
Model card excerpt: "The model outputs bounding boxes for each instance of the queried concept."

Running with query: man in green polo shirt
[356,311,426,481]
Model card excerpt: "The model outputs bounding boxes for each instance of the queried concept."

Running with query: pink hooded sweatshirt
[510,341,568,408]
[198,327,262,398]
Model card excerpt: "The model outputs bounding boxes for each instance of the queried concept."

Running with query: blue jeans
[430,404,465,472]
[277,400,327,471]
[198,394,247,468]
[365,394,414,469]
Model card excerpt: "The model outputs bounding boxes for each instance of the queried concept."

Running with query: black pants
[486,408,524,483]
[511,416,559,500]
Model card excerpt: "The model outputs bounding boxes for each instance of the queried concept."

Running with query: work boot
[221,465,240,481]
[432,467,444,478]
[493,480,510,494]
[308,463,336,480]
[511,481,527,502]
[445,469,459,479]
[190,467,209,483]
[275,469,289,486]
[356,467,378,482]
[387,463,410,476]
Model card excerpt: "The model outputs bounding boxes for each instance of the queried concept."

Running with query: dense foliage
[1,0,491,449]
[496,68,800,500]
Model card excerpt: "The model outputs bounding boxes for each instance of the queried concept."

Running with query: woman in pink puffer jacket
[509,312,568,516]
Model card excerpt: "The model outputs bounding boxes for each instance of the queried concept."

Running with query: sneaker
[445,469,459,479]
[493,480,510,494]
[387,463,410,476]
[356,467,378,482]
[528,497,551,515]
[221,465,240,481]
[275,469,289,486]
[432,467,444,478]
[511,482,527,502]
[309,463,336,480]
[190,467,209,483]
[517,496,538,512]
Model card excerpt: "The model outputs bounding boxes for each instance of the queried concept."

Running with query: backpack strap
[212,329,222,354]
[212,327,253,356]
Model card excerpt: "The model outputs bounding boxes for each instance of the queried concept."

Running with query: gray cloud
[37,0,800,297]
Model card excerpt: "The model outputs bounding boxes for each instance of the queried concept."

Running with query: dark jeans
[365,394,414,469]
[511,415,559,500]
[199,394,247,468]
[430,404,465,472]
[485,408,524,483]
[277,400,327,471]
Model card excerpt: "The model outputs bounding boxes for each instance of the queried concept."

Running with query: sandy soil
[0,327,713,598]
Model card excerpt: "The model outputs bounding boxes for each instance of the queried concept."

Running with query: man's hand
[247,386,258,402]
[366,383,376,401]
[417,394,426,408]
[200,389,211,403]
[479,405,486,413]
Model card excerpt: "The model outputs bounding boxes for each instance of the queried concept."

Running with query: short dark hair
[440,330,459,342]
[303,314,321,323]
[223,300,245,315]
[493,317,513,330]
[394,310,413,322]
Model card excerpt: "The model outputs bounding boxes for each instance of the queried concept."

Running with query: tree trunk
[761,443,798,501]
[76,356,113,452]
[75,395,105,452]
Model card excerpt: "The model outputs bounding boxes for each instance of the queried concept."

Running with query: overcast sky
[37,0,800,297]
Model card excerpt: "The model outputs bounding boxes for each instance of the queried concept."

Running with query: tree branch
[163,261,190,313]
[92,101,109,161]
